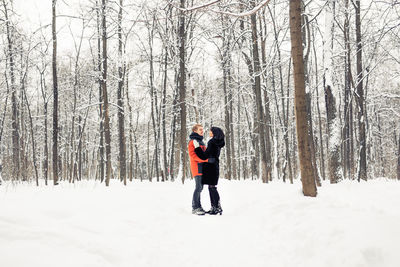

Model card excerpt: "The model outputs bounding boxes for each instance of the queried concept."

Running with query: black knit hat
[210,127,225,140]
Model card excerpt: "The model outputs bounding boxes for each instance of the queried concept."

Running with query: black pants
[208,185,220,208]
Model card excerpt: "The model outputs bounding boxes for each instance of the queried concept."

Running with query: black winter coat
[194,137,225,185]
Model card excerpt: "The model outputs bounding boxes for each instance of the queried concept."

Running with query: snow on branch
[372,93,400,99]
[168,0,272,17]
[168,0,221,12]
[209,0,273,17]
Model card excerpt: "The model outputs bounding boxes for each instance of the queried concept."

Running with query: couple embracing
[188,124,225,216]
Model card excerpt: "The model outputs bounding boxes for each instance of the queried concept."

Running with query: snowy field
[1,178,399,267]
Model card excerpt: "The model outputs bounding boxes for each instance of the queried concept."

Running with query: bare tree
[355,0,367,181]
[289,0,317,197]
[0,0,398,185]
[220,12,233,181]
[178,0,187,183]
[21,49,39,186]
[101,0,112,186]
[343,0,354,179]
[397,132,400,180]
[95,0,105,183]
[251,0,270,183]
[324,0,342,184]
[117,0,127,185]
[3,0,21,181]
[267,3,290,183]
[52,0,59,185]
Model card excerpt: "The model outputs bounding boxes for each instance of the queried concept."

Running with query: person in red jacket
[193,127,225,215]
[188,124,208,215]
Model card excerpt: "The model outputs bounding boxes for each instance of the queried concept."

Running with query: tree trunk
[289,0,317,197]
[312,32,326,181]
[222,64,232,180]
[96,0,104,183]
[52,0,59,185]
[259,11,272,182]
[39,71,49,185]
[250,1,269,183]
[117,0,127,185]
[0,68,9,159]
[221,14,232,180]
[169,83,179,182]
[44,108,49,185]
[325,85,342,184]
[147,16,160,182]
[21,62,39,186]
[19,53,27,182]
[242,52,259,180]
[147,121,151,181]
[77,115,82,181]
[343,0,355,179]
[306,94,321,187]
[224,14,237,180]
[302,8,321,187]
[324,0,342,184]
[102,0,112,186]
[69,42,79,183]
[376,113,384,176]
[286,58,294,184]
[397,132,400,180]
[237,85,242,180]
[3,0,20,181]
[125,68,134,181]
[269,3,291,183]
[355,0,367,181]
[69,22,84,183]
[161,17,169,182]
[178,0,187,183]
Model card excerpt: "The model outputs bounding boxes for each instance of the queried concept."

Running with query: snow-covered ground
[1,178,399,267]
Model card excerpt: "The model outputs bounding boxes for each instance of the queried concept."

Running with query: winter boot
[192,207,206,215]
[207,202,222,215]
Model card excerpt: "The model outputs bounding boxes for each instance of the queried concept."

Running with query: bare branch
[168,0,272,17]
[208,0,273,17]
[168,0,220,12]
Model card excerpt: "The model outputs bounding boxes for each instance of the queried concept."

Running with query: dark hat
[210,127,225,140]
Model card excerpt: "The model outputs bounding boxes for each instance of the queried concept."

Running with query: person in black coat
[192,127,225,215]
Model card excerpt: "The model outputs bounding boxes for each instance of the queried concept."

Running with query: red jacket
[188,137,208,177]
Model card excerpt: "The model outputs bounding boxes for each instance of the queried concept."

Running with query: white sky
[14,0,88,54]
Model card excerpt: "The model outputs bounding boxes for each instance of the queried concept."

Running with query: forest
[1,0,399,193]
[1,1,400,266]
